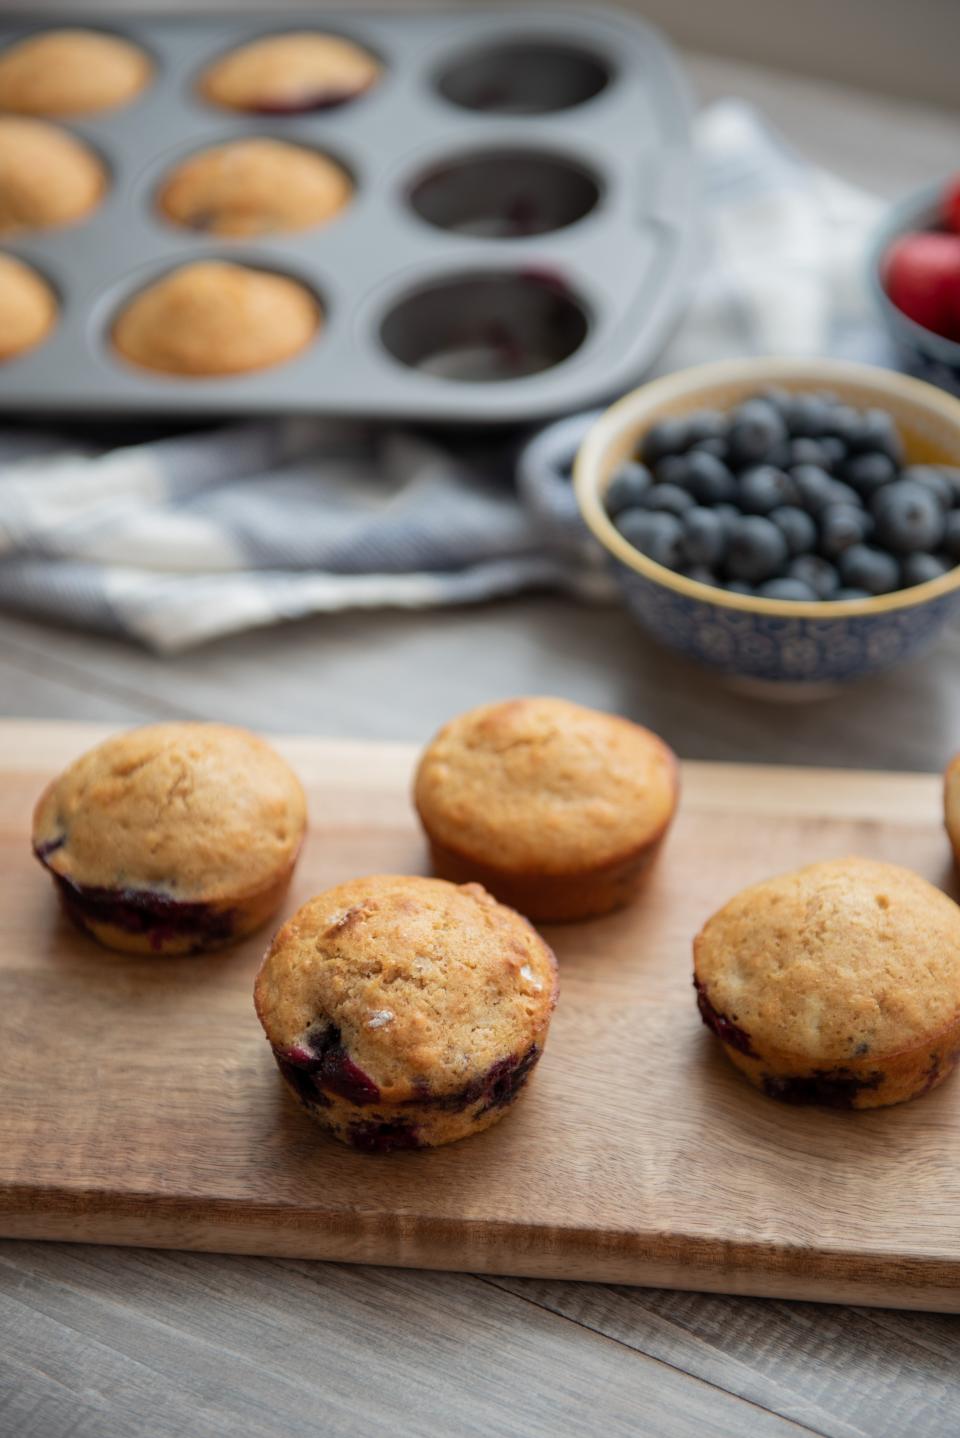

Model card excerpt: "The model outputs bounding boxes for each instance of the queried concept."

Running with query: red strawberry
[884,231,960,339]
[944,175,960,235]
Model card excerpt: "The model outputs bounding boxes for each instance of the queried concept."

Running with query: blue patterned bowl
[574,357,960,689]
[869,182,960,397]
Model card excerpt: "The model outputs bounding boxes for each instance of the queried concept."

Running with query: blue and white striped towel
[0,102,887,652]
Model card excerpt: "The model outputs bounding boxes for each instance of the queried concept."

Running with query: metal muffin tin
[0,8,696,424]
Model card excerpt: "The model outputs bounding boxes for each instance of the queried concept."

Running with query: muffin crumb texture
[255,874,558,1150]
[112,260,320,376]
[0,29,152,115]
[0,252,56,360]
[415,696,678,921]
[200,33,381,114]
[158,138,353,237]
[32,721,307,954]
[0,117,106,234]
[694,856,960,1108]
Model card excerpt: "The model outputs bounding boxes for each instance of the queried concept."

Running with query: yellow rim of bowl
[574,357,960,619]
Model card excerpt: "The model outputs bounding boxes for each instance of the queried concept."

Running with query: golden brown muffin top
[112,260,320,377]
[255,875,558,1099]
[0,117,106,234]
[694,857,960,1064]
[0,29,151,116]
[414,697,678,875]
[158,138,353,238]
[33,722,307,902]
[199,33,380,112]
[0,252,56,360]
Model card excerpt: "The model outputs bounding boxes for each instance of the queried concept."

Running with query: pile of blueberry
[604,389,960,601]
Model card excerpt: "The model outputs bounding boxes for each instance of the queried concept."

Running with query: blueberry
[872,480,945,553]
[688,436,729,461]
[727,400,787,467]
[939,466,960,503]
[645,483,695,516]
[738,465,797,514]
[764,438,794,470]
[790,437,834,470]
[681,565,721,587]
[685,409,727,444]
[944,510,960,559]
[682,506,727,566]
[848,408,904,465]
[901,465,952,510]
[640,418,691,466]
[787,553,840,599]
[831,587,871,601]
[819,503,872,558]
[825,480,864,509]
[839,544,900,595]
[726,579,754,595]
[843,452,897,496]
[901,552,952,586]
[616,509,684,568]
[725,515,789,582]
[820,436,848,470]
[713,502,741,540]
[769,505,816,556]
[757,577,819,601]
[823,405,862,446]
[758,386,792,414]
[684,450,737,504]
[784,394,829,437]
[791,464,835,513]
[605,461,652,516]
[654,454,689,487]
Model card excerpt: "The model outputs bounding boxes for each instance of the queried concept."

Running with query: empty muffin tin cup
[436,40,611,114]
[408,149,601,239]
[380,272,589,382]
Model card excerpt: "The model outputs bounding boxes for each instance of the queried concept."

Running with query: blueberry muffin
[414,697,678,922]
[0,29,151,116]
[158,139,352,238]
[199,32,381,114]
[694,857,960,1109]
[0,252,56,360]
[32,722,307,955]
[0,118,106,234]
[255,875,558,1151]
[112,261,320,377]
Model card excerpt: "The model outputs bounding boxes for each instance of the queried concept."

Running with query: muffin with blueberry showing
[604,389,960,601]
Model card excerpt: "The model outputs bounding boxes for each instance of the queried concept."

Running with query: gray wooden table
[3,39,960,1438]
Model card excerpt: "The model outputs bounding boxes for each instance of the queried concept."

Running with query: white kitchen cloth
[0,100,887,652]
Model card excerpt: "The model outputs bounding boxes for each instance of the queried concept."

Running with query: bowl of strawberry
[574,357,960,689]
[873,175,960,393]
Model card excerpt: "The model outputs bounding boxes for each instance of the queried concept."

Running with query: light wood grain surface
[5,726,959,1311]
[2,29,960,1438]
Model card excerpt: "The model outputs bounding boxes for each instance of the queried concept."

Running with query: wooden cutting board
[2,721,959,1312]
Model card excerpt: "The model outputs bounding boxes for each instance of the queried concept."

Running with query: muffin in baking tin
[255,875,558,1151]
[199,32,381,114]
[0,29,152,116]
[33,722,307,955]
[694,857,960,1109]
[415,696,678,921]
[0,118,106,235]
[158,138,353,238]
[0,252,56,360]
[112,260,321,377]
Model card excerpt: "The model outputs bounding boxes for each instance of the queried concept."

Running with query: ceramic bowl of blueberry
[573,357,960,690]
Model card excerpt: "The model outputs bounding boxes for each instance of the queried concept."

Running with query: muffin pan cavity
[435,39,611,114]
[0,9,694,422]
[380,272,589,382]
[408,149,601,239]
